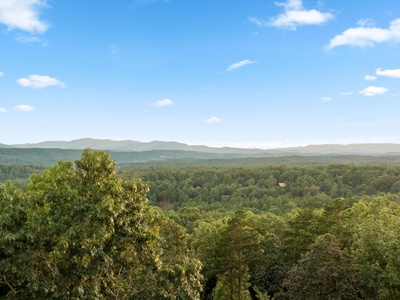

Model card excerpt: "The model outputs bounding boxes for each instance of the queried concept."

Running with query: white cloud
[0,107,7,113]
[227,60,255,71]
[278,0,303,10]
[358,86,388,96]
[0,71,3,77]
[327,18,400,49]
[321,96,332,102]
[151,98,173,107]
[376,68,400,78]
[364,75,377,81]
[250,0,333,30]
[357,18,376,27]
[248,17,268,27]
[340,91,354,96]
[0,0,49,33]
[206,116,221,123]
[16,33,44,44]
[16,74,66,88]
[14,105,35,112]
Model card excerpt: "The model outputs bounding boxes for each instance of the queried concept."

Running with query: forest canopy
[0,150,202,299]
[1,150,400,299]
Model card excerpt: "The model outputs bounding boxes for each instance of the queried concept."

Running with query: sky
[1,0,400,149]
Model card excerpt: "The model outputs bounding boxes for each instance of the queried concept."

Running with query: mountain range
[2,138,400,154]
[1,139,400,166]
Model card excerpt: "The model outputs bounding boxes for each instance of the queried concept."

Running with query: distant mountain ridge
[2,139,400,166]
[2,138,400,155]
[5,138,265,154]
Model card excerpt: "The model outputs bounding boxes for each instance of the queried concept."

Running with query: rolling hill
[3,138,400,155]
[1,139,400,166]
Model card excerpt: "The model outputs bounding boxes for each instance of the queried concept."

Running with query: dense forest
[120,164,400,213]
[1,150,400,299]
[3,146,400,167]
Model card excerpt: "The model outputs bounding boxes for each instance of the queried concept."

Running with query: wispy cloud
[364,75,377,81]
[13,105,35,112]
[16,33,47,45]
[376,68,400,78]
[327,18,400,49]
[250,0,333,30]
[359,86,388,96]
[357,18,376,27]
[340,91,354,96]
[321,96,332,102]
[227,60,255,72]
[17,75,66,88]
[206,116,221,123]
[0,108,7,113]
[151,98,173,107]
[0,0,49,33]
[0,71,4,77]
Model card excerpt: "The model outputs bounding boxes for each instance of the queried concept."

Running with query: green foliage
[152,215,203,299]
[4,146,400,166]
[4,151,400,299]
[0,149,202,299]
[351,199,400,299]
[282,208,321,263]
[280,234,360,299]
[0,164,44,189]
[194,211,267,299]
[121,164,400,214]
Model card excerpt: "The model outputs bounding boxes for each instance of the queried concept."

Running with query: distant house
[278,182,287,187]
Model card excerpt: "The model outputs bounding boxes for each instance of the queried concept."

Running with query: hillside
[3,138,400,155]
[0,148,257,166]
[2,148,400,166]
[2,139,400,166]
[7,138,264,154]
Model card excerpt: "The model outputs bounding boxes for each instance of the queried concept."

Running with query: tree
[318,198,353,248]
[248,213,288,298]
[194,210,263,300]
[282,208,321,264]
[351,198,400,299]
[151,214,203,299]
[280,234,360,300]
[0,149,202,299]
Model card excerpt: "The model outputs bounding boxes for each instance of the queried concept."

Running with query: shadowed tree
[280,234,361,300]
[194,210,263,300]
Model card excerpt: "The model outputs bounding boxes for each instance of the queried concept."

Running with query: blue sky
[1,0,400,148]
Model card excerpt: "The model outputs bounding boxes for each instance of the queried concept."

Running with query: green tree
[194,210,263,300]
[282,208,321,264]
[0,149,202,299]
[318,198,353,248]
[152,214,203,299]
[351,198,400,299]
[248,213,288,298]
[280,234,360,300]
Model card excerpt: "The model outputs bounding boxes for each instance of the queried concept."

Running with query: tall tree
[280,234,360,300]
[194,210,263,300]
[0,149,202,299]
[351,198,400,299]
